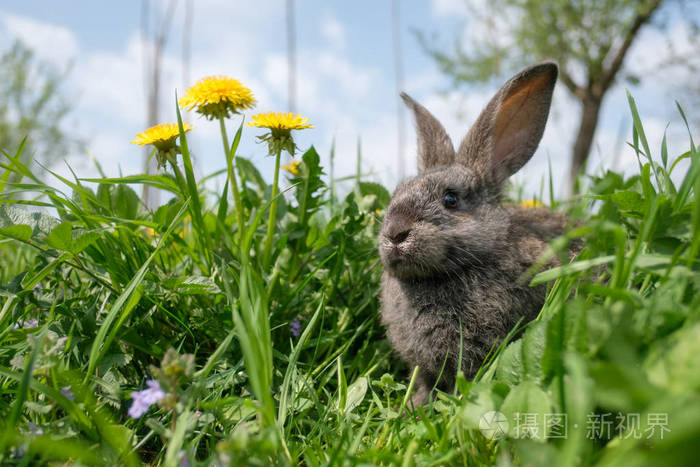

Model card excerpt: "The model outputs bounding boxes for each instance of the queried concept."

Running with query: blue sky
[0,0,696,198]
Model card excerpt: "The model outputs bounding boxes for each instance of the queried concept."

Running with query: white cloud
[258,46,389,185]
[79,130,143,178]
[0,12,78,65]
[3,2,691,205]
[262,54,288,101]
[320,12,346,50]
[73,34,150,126]
[316,52,374,98]
[431,0,468,17]
[626,20,699,79]
[262,49,376,116]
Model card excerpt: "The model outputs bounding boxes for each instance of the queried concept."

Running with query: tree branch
[600,0,664,94]
[558,67,583,98]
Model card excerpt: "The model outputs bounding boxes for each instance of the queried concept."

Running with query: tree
[140,0,179,208]
[0,40,79,174]
[422,0,697,192]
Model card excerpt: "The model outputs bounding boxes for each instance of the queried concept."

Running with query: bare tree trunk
[141,0,179,210]
[146,42,161,206]
[141,0,154,208]
[566,0,663,194]
[569,94,602,193]
[182,0,193,89]
[286,0,296,113]
[391,0,406,180]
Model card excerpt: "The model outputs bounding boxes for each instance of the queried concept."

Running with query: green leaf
[277,297,324,428]
[236,156,267,192]
[153,198,184,230]
[85,201,188,381]
[531,255,615,285]
[627,90,661,188]
[175,97,210,269]
[609,190,644,212]
[646,322,700,393]
[337,356,348,414]
[7,328,42,437]
[112,184,139,220]
[96,183,113,214]
[20,253,71,289]
[0,204,59,240]
[559,353,594,466]
[660,127,669,168]
[216,178,229,225]
[496,340,523,386]
[345,376,368,414]
[0,366,98,451]
[71,231,101,254]
[164,410,195,467]
[82,174,179,193]
[459,381,509,430]
[0,224,32,242]
[358,182,391,209]
[46,221,72,251]
[97,352,134,375]
[521,321,546,383]
[500,381,552,441]
[175,275,221,295]
[589,360,657,412]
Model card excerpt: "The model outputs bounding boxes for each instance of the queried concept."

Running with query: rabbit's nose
[389,229,411,245]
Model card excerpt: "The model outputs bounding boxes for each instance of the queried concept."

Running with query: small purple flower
[61,386,75,401]
[290,318,302,338]
[12,318,38,330]
[179,451,191,467]
[26,422,43,435]
[33,283,41,297]
[128,379,165,418]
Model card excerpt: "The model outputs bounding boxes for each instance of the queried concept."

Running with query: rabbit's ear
[456,62,557,184]
[401,92,455,172]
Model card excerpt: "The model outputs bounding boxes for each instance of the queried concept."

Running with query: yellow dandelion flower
[131,122,192,169]
[142,226,157,239]
[247,111,313,155]
[179,76,256,120]
[281,160,301,176]
[131,122,193,151]
[247,112,314,132]
[520,199,543,209]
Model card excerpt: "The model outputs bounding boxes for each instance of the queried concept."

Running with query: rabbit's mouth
[386,256,423,279]
[380,240,439,279]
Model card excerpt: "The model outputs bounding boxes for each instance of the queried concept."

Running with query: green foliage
[421,0,672,87]
[420,0,699,188]
[0,94,698,466]
[0,41,80,174]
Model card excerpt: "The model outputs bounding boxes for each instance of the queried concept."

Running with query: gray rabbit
[379,62,575,405]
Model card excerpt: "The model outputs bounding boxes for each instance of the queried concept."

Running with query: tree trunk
[569,94,602,193]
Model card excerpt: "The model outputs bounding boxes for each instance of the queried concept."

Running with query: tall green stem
[219,118,245,242]
[262,147,283,268]
[167,160,209,273]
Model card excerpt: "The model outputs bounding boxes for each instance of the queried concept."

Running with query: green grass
[0,94,698,466]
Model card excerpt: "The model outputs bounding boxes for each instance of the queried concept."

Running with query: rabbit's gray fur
[379,62,574,405]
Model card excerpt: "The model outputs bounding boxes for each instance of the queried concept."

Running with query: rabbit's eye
[443,192,458,209]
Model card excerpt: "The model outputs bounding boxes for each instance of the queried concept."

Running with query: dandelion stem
[220,117,245,242]
[262,146,283,268]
